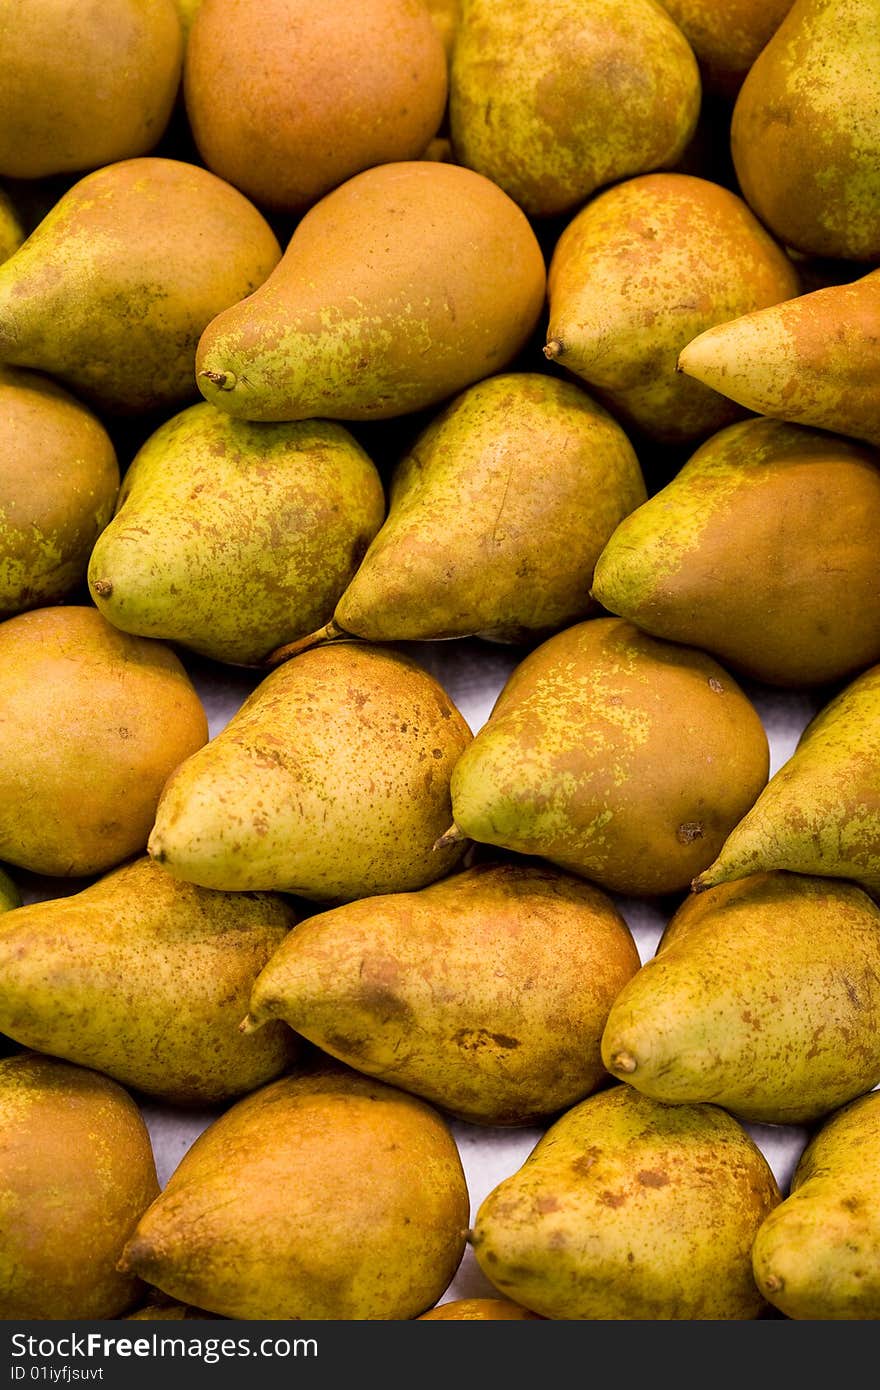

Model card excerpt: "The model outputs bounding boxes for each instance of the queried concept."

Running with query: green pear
[0,606,208,877]
[544,172,800,443]
[195,160,546,422]
[693,661,880,894]
[449,0,700,218]
[0,866,18,913]
[243,860,641,1125]
[276,372,646,655]
[677,269,880,448]
[119,1064,470,1319]
[602,872,880,1124]
[592,416,880,686]
[470,1084,780,1319]
[149,642,472,900]
[0,157,281,414]
[752,1090,880,1319]
[0,857,299,1104]
[0,1052,159,1319]
[731,0,880,261]
[0,189,23,264]
[445,617,769,896]
[88,403,385,666]
[0,366,120,619]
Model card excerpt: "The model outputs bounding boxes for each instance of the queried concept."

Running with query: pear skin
[449,0,700,218]
[0,0,183,179]
[0,606,208,877]
[418,1298,543,1320]
[0,366,120,619]
[602,872,880,1124]
[656,0,795,97]
[149,642,472,900]
[0,189,23,265]
[243,861,640,1125]
[88,403,385,666]
[693,662,880,894]
[447,617,769,896]
[731,0,880,261]
[0,157,281,414]
[470,1085,780,1319]
[591,416,880,686]
[752,1090,880,1319]
[544,172,800,443]
[195,160,546,423]
[328,372,646,644]
[677,269,880,448]
[0,866,19,913]
[0,1053,159,1319]
[0,857,299,1104]
[119,1065,470,1320]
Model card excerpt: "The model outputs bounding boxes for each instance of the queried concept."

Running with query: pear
[276,372,646,654]
[602,872,880,1124]
[195,160,546,423]
[544,173,800,443]
[0,866,19,913]
[149,641,472,900]
[470,1084,780,1319]
[119,1064,470,1320]
[655,0,795,97]
[0,857,299,1104]
[425,0,461,60]
[731,0,880,261]
[185,0,447,214]
[0,0,182,180]
[448,0,700,218]
[591,416,880,686]
[0,366,119,619]
[0,157,281,414]
[0,606,208,877]
[418,1298,543,1320]
[88,403,385,667]
[0,1052,160,1319]
[0,189,23,265]
[677,268,880,448]
[752,1090,880,1319]
[445,617,769,896]
[243,861,640,1126]
[693,663,880,894]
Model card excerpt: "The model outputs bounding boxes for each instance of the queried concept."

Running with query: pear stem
[264,618,353,668]
[433,823,467,852]
[543,338,565,361]
[199,369,237,391]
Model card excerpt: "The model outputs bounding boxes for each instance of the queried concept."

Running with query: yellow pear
[693,661,880,894]
[149,642,472,900]
[677,269,880,447]
[544,173,800,442]
[445,617,769,896]
[752,1091,880,1319]
[0,157,281,414]
[0,1052,159,1319]
[0,866,19,913]
[0,857,299,1104]
[0,606,208,877]
[418,1297,543,1320]
[0,189,23,264]
[243,861,641,1125]
[602,872,880,1123]
[119,1065,470,1319]
[196,160,546,422]
[470,1085,780,1319]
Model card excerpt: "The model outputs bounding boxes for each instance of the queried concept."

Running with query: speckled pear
[149,642,472,900]
[470,1085,780,1319]
[449,0,701,218]
[446,617,769,896]
[196,160,546,422]
[602,872,880,1123]
[119,1065,470,1319]
[693,664,880,894]
[243,861,640,1125]
[731,0,880,261]
[591,417,880,686]
[544,173,800,442]
[752,1091,880,1319]
[88,403,385,666]
[656,0,795,96]
[0,857,299,1104]
[677,269,880,447]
